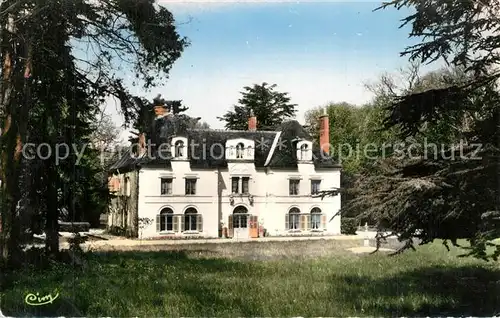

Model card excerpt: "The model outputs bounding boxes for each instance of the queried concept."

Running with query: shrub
[341,218,357,235]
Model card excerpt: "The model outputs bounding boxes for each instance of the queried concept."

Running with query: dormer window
[300,144,308,160]
[236,143,244,159]
[225,138,254,160]
[175,140,184,157]
[296,140,312,161]
[171,137,188,160]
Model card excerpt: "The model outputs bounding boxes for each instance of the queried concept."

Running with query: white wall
[137,159,341,239]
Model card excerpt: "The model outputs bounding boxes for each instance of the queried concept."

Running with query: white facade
[137,159,341,239]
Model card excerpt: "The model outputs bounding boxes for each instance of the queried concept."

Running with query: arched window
[236,143,244,159]
[157,208,174,232]
[286,207,301,230]
[311,207,322,230]
[300,144,308,160]
[232,205,248,228]
[184,207,201,232]
[175,140,184,157]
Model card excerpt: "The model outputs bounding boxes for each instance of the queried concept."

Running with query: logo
[24,291,59,306]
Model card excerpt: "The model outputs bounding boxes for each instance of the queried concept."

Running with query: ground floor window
[311,207,322,230]
[286,207,301,230]
[285,207,325,231]
[156,207,203,233]
[184,207,202,232]
[157,208,174,232]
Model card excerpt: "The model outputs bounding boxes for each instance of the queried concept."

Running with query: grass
[1,239,499,317]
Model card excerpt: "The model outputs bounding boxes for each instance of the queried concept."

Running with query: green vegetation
[1,241,499,316]
[341,218,357,235]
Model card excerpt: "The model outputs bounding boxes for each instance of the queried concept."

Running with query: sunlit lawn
[1,240,499,317]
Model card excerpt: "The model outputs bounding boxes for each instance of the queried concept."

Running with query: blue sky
[106,1,424,141]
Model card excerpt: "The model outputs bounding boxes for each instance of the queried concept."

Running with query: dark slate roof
[266,120,339,169]
[183,129,277,168]
[108,115,340,172]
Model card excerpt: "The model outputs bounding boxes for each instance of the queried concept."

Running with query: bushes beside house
[341,218,357,235]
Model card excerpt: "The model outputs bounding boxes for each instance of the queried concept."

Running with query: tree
[321,0,500,260]
[0,0,188,266]
[218,82,297,130]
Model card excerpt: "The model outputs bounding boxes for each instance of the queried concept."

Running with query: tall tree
[218,82,297,130]
[321,0,500,259]
[0,0,188,266]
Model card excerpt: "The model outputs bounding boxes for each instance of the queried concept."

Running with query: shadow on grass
[331,265,500,316]
[1,250,259,317]
[4,250,500,317]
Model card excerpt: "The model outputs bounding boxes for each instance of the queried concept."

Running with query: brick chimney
[154,105,169,118]
[138,132,146,156]
[319,107,330,154]
[248,109,257,131]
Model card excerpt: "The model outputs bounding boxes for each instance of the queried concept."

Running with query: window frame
[311,179,321,195]
[185,178,197,195]
[160,177,173,195]
[311,207,322,230]
[289,179,300,195]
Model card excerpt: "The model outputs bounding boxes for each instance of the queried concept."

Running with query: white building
[107,104,341,239]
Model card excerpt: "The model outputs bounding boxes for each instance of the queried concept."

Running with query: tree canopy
[321,0,500,260]
[217,82,297,130]
[0,0,188,266]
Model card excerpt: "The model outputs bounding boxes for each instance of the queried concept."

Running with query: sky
[104,1,426,142]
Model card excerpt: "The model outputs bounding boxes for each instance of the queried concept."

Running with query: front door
[229,206,251,239]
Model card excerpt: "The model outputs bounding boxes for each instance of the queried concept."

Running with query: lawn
[1,239,499,317]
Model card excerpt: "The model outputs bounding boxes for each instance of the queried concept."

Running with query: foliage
[0,0,188,266]
[1,241,499,316]
[321,0,500,259]
[340,218,357,235]
[217,82,297,130]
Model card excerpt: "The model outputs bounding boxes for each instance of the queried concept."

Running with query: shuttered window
[311,207,322,230]
[156,208,174,232]
[287,207,301,230]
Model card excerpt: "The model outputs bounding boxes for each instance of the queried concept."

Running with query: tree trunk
[45,163,59,258]
[0,3,34,266]
[0,4,20,267]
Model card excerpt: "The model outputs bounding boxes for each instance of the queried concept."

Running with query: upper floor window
[185,178,196,195]
[242,177,249,193]
[311,180,321,195]
[231,177,250,194]
[289,179,300,195]
[161,178,173,195]
[175,140,184,157]
[231,177,239,193]
[236,143,244,159]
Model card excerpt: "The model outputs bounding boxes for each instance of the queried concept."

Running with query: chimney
[319,107,330,154]
[138,132,146,156]
[154,105,168,118]
[248,109,257,131]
